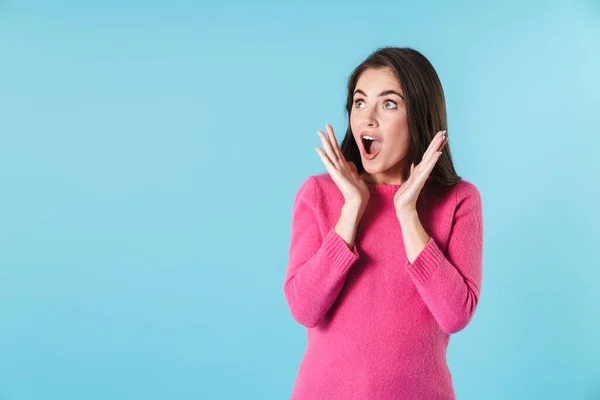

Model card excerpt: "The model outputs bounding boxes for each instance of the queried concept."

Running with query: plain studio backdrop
[1,0,599,399]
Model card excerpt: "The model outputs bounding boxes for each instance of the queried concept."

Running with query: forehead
[355,68,402,93]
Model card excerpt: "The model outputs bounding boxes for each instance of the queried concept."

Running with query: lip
[359,131,382,142]
[362,146,382,160]
[358,133,383,160]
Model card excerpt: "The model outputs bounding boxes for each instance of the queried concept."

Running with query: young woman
[283,47,484,399]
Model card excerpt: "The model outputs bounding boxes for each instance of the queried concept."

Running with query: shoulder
[296,172,336,196]
[454,179,482,205]
[310,172,337,192]
[293,172,334,203]
[423,177,482,211]
[444,179,483,220]
[293,172,342,211]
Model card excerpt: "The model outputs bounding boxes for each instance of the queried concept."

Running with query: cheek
[349,113,359,130]
[349,115,361,141]
[386,112,408,130]
[382,114,409,140]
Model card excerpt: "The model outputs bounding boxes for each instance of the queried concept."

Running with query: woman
[284,46,484,399]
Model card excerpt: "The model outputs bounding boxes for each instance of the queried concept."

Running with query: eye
[353,99,365,108]
[384,100,397,109]
[353,98,397,110]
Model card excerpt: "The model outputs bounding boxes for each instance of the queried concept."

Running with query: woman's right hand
[315,124,370,213]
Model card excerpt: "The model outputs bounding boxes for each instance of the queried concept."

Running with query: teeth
[363,135,376,141]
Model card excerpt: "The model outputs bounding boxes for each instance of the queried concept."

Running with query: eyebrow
[353,89,404,99]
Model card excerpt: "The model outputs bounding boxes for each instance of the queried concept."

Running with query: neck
[361,161,409,185]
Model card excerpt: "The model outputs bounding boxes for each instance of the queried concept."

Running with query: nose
[362,110,377,127]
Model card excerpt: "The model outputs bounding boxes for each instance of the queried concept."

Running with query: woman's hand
[393,130,448,215]
[315,124,370,211]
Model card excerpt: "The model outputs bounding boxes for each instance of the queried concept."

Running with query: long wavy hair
[340,47,461,206]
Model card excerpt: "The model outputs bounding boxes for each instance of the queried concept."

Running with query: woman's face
[350,67,410,184]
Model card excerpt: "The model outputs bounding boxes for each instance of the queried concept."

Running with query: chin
[362,155,403,176]
[361,162,385,175]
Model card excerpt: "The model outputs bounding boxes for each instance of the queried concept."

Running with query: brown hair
[339,46,461,205]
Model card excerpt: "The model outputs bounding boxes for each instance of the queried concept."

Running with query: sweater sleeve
[405,181,484,334]
[283,176,360,328]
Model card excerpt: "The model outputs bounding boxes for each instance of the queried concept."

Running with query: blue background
[1,0,599,399]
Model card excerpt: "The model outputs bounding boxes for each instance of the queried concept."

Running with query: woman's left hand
[393,130,448,215]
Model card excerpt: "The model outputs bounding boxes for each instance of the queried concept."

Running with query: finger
[421,149,443,177]
[441,136,448,149]
[347,160,358,175]
[318,130,340,168]
[435,134,448,152]
[415,151,438,180]
[315,147,335,172]
[413,161,427,180]
[428,130,446,154]
[423,130,446,161]
[325,124,345,161]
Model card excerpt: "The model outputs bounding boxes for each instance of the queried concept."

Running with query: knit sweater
[284,172,484,400]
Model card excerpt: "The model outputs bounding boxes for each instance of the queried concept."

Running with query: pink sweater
[284,172,484,400]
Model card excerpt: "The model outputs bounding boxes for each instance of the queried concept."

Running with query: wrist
[343,199,364,213]
[342,202,363,222]
[396,207,418,220]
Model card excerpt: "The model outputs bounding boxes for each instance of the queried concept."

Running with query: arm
[283,177,361,328]
[397,181,484,334]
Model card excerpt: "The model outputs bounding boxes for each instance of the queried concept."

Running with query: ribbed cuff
[406,236,445,284]
[318,228,360,273]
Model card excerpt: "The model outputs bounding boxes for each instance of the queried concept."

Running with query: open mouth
[362,137,382,157]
